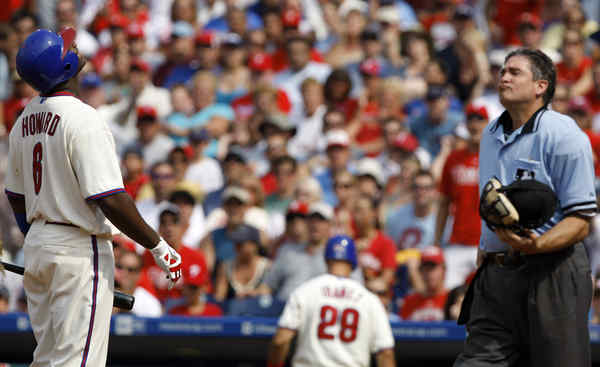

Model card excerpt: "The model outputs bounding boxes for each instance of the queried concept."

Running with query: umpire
[454,48,597,367]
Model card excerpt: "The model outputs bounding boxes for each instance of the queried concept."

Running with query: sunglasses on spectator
[116,263,141,273]
[335,182,353,189]
[412,184,434,191]
[151,173,174,180]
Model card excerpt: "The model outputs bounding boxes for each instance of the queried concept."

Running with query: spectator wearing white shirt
[288,78,327,161]
[184,128,225,195]
[137,161,177,231]
[274,34,331,123]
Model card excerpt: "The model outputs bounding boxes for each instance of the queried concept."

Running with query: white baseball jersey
[5,93,125,236]
[278,273,395,367]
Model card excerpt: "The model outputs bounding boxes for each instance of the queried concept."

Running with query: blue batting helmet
[16,28,79,94]
[324,235,358,269]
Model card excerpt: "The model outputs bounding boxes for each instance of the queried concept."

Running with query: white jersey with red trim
[5,93,124,236]
[278,273,395,367]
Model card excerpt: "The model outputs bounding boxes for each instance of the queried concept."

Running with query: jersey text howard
[21,112,61,137]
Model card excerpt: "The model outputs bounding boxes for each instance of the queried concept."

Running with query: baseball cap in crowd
[80,72,102,89]
[308,202,334,221]
[360,27,379,42]
[282,8,301,28]
[338,0,368,18]
[189,128,211,143]
[426,84,449,101]
[159,203,181,221]
[420,246,445,265]
[393,131,419,152]
[359,58,381,77]
[229,224,261,246]
[518,12,542,30]
[171,21,195,39]
[130,58,150,73]
[568,96,592,115]
[136,105,157,120]
[183,263,208,287]
[286,200,310,220]
[223,186,252,204]
[325,129,350,149]
[195,30,219,48]
[376,6,400,25]
[453,4,474,20]
[260,114,296,136]
[465,103,489,121]
[248,52,273,72]
[169,189,196,206]
[224,149,247,164]
[356,158,385,187]
[126,22,145,39]
[222,33,244,47]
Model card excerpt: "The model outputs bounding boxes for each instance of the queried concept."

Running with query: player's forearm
[433,196,450,245]
[534,215,590,253]
[376,348,396,367]
[267,340,290,366]
[96,192,160,249]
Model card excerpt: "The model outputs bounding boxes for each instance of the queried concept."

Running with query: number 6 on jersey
[32,142,43,194]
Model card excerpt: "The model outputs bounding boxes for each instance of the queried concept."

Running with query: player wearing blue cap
[268,235,395,367]
[5,28,183,366]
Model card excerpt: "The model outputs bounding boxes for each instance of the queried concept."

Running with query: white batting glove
[150,239,182,290]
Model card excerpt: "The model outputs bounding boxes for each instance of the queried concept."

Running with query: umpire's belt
[484,251,525,268]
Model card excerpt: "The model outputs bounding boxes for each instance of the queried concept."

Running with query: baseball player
[267,235,395,367]
[4,29,182,367]
[455,49,597,366]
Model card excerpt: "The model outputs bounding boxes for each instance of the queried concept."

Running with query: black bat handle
[1,261,135,310]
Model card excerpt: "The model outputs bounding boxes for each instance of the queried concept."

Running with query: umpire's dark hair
[504,48,556,106]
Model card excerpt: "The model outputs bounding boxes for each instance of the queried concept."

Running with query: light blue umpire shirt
[479,107,598,252]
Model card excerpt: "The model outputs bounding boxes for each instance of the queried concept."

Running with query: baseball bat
[1,261,135,310]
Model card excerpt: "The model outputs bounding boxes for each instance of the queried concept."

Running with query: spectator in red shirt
[2,71,36,133]
[168,259,223,317]
[144,205,210,303]
[567,96,600,178]
[434,103,486,290]
[400,246,448,321]
[354,194,396,291]
[323,69,359,121]
[556,29,593,97]
[350,58,384,157]
[122,145,149,201]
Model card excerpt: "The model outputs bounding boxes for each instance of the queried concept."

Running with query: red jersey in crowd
[168,302,223,317]
[439,148,481,246]
[231,89,292,122]
[584,129,600,177]
[143,245,209,302]
[358,231,397,279]
[400,291,449,321]
[124,174,150,200]
[557,57,593,84]
[491,0,543,45]
[355,101,383,157]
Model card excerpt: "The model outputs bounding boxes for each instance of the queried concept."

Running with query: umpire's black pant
[454,243,592,367]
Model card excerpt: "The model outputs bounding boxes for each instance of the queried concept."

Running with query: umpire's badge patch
[516,168,535,180]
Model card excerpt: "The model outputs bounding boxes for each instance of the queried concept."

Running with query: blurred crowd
[2,0,600,323]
